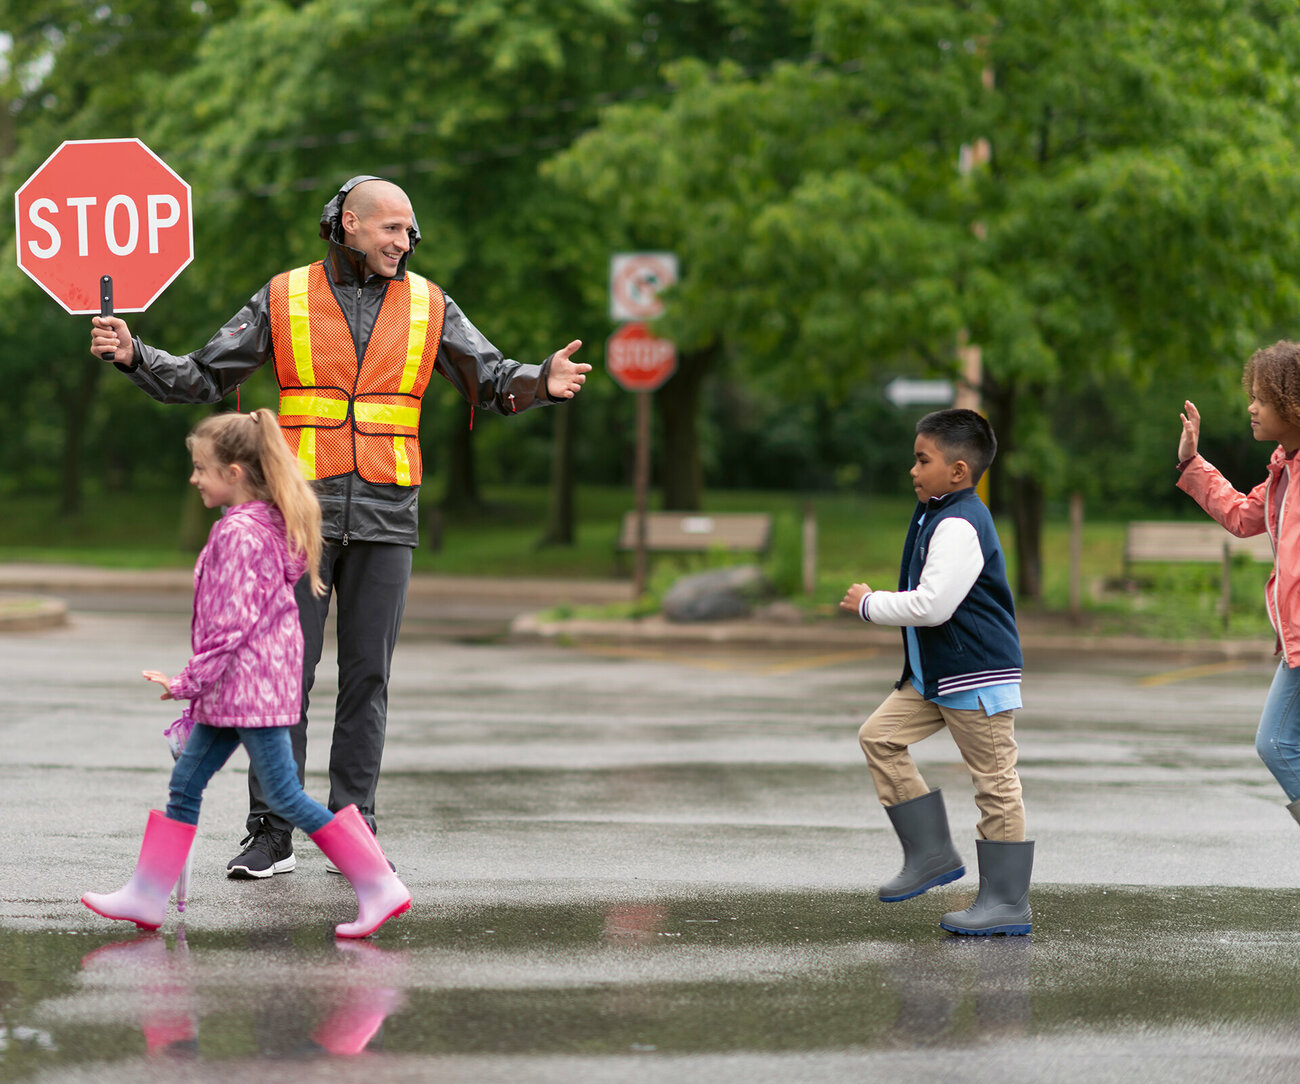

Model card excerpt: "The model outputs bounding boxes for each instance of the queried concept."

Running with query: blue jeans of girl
[166,722,333,833]
[1257,662,1300,802]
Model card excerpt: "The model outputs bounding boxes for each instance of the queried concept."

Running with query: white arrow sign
[884,377,954,408]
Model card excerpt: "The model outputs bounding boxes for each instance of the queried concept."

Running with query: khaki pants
[859,683,1025,841]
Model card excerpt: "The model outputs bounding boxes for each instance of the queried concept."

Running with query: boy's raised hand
[1179,400,1201,462]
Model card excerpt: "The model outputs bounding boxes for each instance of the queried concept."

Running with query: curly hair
[1243,341,1300,430]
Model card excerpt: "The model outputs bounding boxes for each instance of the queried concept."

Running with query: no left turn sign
[609,252,677,321]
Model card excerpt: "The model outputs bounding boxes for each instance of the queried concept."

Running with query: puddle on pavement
[3,886,1300,1075]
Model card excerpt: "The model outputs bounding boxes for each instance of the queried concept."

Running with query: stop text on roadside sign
[13,138,194,314]
[606,321,677,392]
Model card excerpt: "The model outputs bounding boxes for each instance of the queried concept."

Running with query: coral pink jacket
[1179,448,1296,664]
[168,500,306,726]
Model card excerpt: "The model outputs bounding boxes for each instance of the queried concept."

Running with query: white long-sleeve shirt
[860,518,983,627]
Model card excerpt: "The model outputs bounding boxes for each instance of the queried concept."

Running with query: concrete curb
[0,593,68,632]
[0,561,1278,664]
[0,563,635,605]
[509,611,1279,665]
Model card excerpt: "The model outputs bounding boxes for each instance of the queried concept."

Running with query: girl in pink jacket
[1179,340,1300,827]
[81,409,410,938]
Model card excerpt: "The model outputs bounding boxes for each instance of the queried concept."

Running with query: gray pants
[248,540,412,835]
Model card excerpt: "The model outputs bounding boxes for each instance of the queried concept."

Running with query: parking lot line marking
[574,643,879,674]
[762,649,881,675]
[1138,661,1249,687]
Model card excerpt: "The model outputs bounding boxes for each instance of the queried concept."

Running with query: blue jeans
[167,723,333,833]
[1257,662,1300,802]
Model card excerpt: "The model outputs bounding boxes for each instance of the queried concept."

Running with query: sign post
[14,138,194,321]
[607,320,678,598]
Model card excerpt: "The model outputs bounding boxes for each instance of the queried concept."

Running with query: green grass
[0,483,1275,641]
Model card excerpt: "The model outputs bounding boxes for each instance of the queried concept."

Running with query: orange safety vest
[268,262,445,485]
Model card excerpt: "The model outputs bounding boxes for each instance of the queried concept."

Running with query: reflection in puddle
[79,931,198,1058]
[4,886,1300,1076]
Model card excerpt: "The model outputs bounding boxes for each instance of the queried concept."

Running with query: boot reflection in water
[79,930,198,1057]
[311,941,406,1056]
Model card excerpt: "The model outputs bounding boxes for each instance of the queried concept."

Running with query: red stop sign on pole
[13,138,194,314]
[606,321,677,392]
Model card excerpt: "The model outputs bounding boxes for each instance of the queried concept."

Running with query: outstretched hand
[142,670,175,700]
[1179,400,1200,462]
[547,340,590,400]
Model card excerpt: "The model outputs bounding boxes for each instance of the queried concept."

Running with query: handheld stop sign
[13,138,194,359]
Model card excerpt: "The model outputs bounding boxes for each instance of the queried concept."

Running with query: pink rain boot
[310,805,411,938]
[82,811,197,930]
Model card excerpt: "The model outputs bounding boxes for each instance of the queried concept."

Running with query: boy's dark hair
[1243,341,1300,430]
[916,408,997,483]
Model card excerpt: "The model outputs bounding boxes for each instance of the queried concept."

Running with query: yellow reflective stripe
[402,274,430,393]
[297,426,316,479]
[280,394,349,422]
[287,266,314,387]
[355,401,420,429]
[393,437,411,486]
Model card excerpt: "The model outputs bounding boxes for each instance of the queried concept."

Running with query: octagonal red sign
[14,138,193,314]
[606,321,677,392]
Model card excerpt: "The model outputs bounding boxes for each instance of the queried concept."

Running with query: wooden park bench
[1123,520,1274,627]
[616,511,773,566]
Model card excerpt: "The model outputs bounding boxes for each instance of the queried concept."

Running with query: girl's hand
[142,670,175,700]
[1179,400,1201,462]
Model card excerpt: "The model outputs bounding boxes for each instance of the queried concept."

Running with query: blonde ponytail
[187,410,325,596]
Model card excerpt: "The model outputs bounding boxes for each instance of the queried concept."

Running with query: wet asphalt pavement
[3,587,1300,1082]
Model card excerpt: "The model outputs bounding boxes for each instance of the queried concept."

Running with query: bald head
[340,180,414,278]
[342,179,410,220]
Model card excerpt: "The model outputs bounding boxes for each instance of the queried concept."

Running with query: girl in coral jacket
[81,409,410,938]
[1179,341,1300,826]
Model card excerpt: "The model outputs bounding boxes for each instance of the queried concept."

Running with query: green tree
[0,0,236,512]
[1,0,802,543]
[550,0,1300,597]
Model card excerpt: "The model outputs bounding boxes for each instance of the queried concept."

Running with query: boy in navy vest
[840,408,1032,935]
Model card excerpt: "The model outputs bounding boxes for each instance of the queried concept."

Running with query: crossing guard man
[91,175,589,878]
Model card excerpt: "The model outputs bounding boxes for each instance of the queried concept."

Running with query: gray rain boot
[940,839,1033,936]
[1288,798,1300,826]
[878,789,966,902]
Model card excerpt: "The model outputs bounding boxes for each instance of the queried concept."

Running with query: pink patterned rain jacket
[168,500,306,726]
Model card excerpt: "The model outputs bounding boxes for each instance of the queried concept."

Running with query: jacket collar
[920,487,979,514]
[223,499,280,530]
[1264,444,1300,477]
[324,237,408,289]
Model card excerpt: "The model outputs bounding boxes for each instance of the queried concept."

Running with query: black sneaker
[226,821,296,879]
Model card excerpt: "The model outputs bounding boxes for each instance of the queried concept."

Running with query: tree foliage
[549,0,1300,595]
[3,2,1300,596]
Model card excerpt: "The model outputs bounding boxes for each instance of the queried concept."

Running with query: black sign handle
[99,275,115,362]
